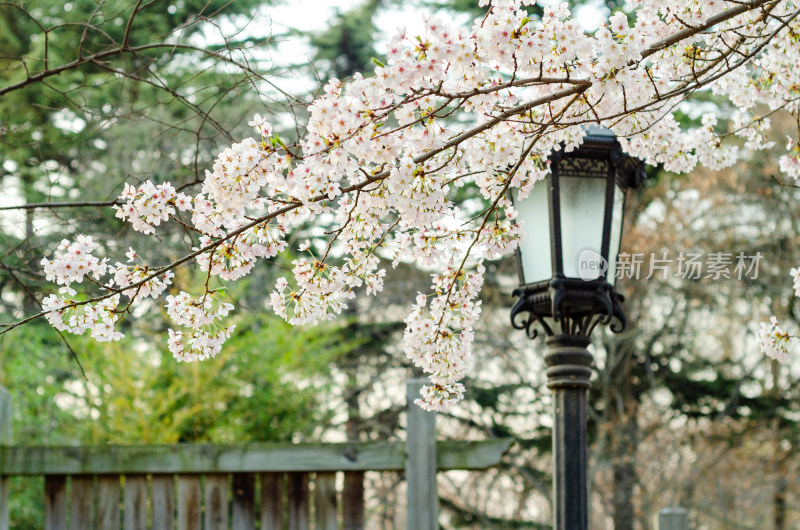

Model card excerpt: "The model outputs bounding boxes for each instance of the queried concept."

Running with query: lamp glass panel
[516,177,552,285]
[606,185,626,283]
[559,175,608,279]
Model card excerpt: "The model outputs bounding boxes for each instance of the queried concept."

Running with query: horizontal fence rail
[0,440,511,476]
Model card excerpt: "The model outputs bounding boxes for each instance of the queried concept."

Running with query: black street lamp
[510,127,646,530]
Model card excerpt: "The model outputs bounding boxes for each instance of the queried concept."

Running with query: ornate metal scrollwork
[510,279,626,339]
[511,289,555,339]
[557,156,610,179]
[510,293,540,340]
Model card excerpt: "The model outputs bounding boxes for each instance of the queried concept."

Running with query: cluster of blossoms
[35,0,800,409]
[757,268,799,364]
[194,222,288,281]
[270,259,356,326]
[404,263,485,410]
[757,316,793,363]
[109,265,173,301]
[114,181,192,234]
[109,249,173,302]
[41,236,107,286]
[165,292,235,362]
[731,111,774,152]
[40,237,121,342]
[779,137,800,180]
[42,289,123,342]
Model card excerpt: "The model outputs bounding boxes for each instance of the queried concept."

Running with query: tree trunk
[613,461,636,529]
[612,403,638,530]
[774,475,786,530]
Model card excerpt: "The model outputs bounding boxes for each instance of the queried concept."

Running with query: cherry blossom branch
[1,40,253,96]
[0,200,121,211]
[122,0,145,48]
[637,0,776,62]
[541,4,798,137]
[667,4,800,95]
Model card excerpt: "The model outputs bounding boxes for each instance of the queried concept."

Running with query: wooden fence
[0,380,512,529]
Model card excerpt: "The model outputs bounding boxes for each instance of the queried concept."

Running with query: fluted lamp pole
[510,127,646,530]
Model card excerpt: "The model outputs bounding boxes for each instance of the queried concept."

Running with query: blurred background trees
[1,0,799,528]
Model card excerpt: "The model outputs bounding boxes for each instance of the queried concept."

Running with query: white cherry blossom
[41,236,107,286]
[113,181,191,235]
[757,316,792,363]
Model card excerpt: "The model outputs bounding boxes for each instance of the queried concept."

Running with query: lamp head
[511,128,646,338]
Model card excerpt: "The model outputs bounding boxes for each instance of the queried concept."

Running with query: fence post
[657,507,689,530]
[406,378,437,530]
[0,385,11,530]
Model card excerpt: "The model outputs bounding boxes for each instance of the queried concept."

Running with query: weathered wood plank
[97,475,121,530]
[232,473,255,530]
[406,378,438,530]
[260,472,283,530]
[314,472,337,530]
[0,442,400,474]
[0,386,11,530]
[342,471,364,530]
[123,475,147,530]
[151,475,174,530]
[0,440,512,475]
[176,475,201,530]
[0,477,8,530]
[70,476,93,530]
[204,474,228,530]
[287,473,309,530]
[45,475,67,530]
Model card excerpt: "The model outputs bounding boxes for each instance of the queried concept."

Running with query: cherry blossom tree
[3,0,800,410]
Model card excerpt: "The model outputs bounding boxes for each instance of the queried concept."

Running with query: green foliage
[0,315,353,444]
[310,0,383,79]
[7,477,44,529]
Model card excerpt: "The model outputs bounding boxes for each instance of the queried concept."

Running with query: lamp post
[510,127,646,530]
